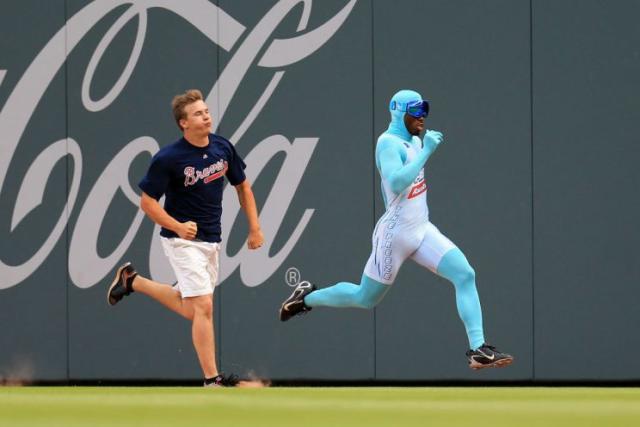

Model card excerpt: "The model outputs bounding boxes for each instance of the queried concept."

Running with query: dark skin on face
[404,113,425,136]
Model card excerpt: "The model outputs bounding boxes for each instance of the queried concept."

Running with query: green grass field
[0,387,638,427]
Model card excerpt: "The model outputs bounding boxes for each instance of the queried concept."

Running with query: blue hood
[387,89,424,141]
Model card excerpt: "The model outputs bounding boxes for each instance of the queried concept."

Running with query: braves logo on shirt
[183,159,228,187]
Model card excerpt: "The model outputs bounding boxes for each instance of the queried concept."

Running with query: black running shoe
[107,262,137,306]
[466,343,514,370]
[204,373,240,387]
[279,281,316,322]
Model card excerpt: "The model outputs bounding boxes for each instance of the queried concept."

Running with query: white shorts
[160,237,220,298]
[364,217,456,285]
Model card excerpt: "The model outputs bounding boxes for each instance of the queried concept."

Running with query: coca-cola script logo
[0,0,357,290]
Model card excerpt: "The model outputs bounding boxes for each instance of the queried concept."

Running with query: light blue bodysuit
[305,90,485,350]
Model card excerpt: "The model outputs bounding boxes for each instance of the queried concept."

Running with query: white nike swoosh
[477,351,495,361]
[283,302,297,311]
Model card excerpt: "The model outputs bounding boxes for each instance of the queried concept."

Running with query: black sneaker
[204,373,240,387]
[107,262,137,306]
[279,281,316,322]
[466,343,514,370]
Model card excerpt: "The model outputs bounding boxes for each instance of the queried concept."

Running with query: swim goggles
[390,99,430,118]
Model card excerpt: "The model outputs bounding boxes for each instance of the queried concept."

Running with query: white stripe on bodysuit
[364,134,455,284]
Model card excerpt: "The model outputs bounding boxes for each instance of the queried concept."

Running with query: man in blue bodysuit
[280,89,513,370]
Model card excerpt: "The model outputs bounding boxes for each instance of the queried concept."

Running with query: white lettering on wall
[0,0,357,289]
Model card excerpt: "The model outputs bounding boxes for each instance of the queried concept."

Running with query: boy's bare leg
[132,276,194,321]
[183,295,217,378]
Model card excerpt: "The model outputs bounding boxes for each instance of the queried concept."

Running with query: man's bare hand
[247,228,264,249]
[177,221,198,240]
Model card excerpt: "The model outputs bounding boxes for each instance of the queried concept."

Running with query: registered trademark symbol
[284,267,301,287]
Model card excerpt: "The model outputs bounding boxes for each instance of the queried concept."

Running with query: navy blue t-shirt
[139,134,246,243]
